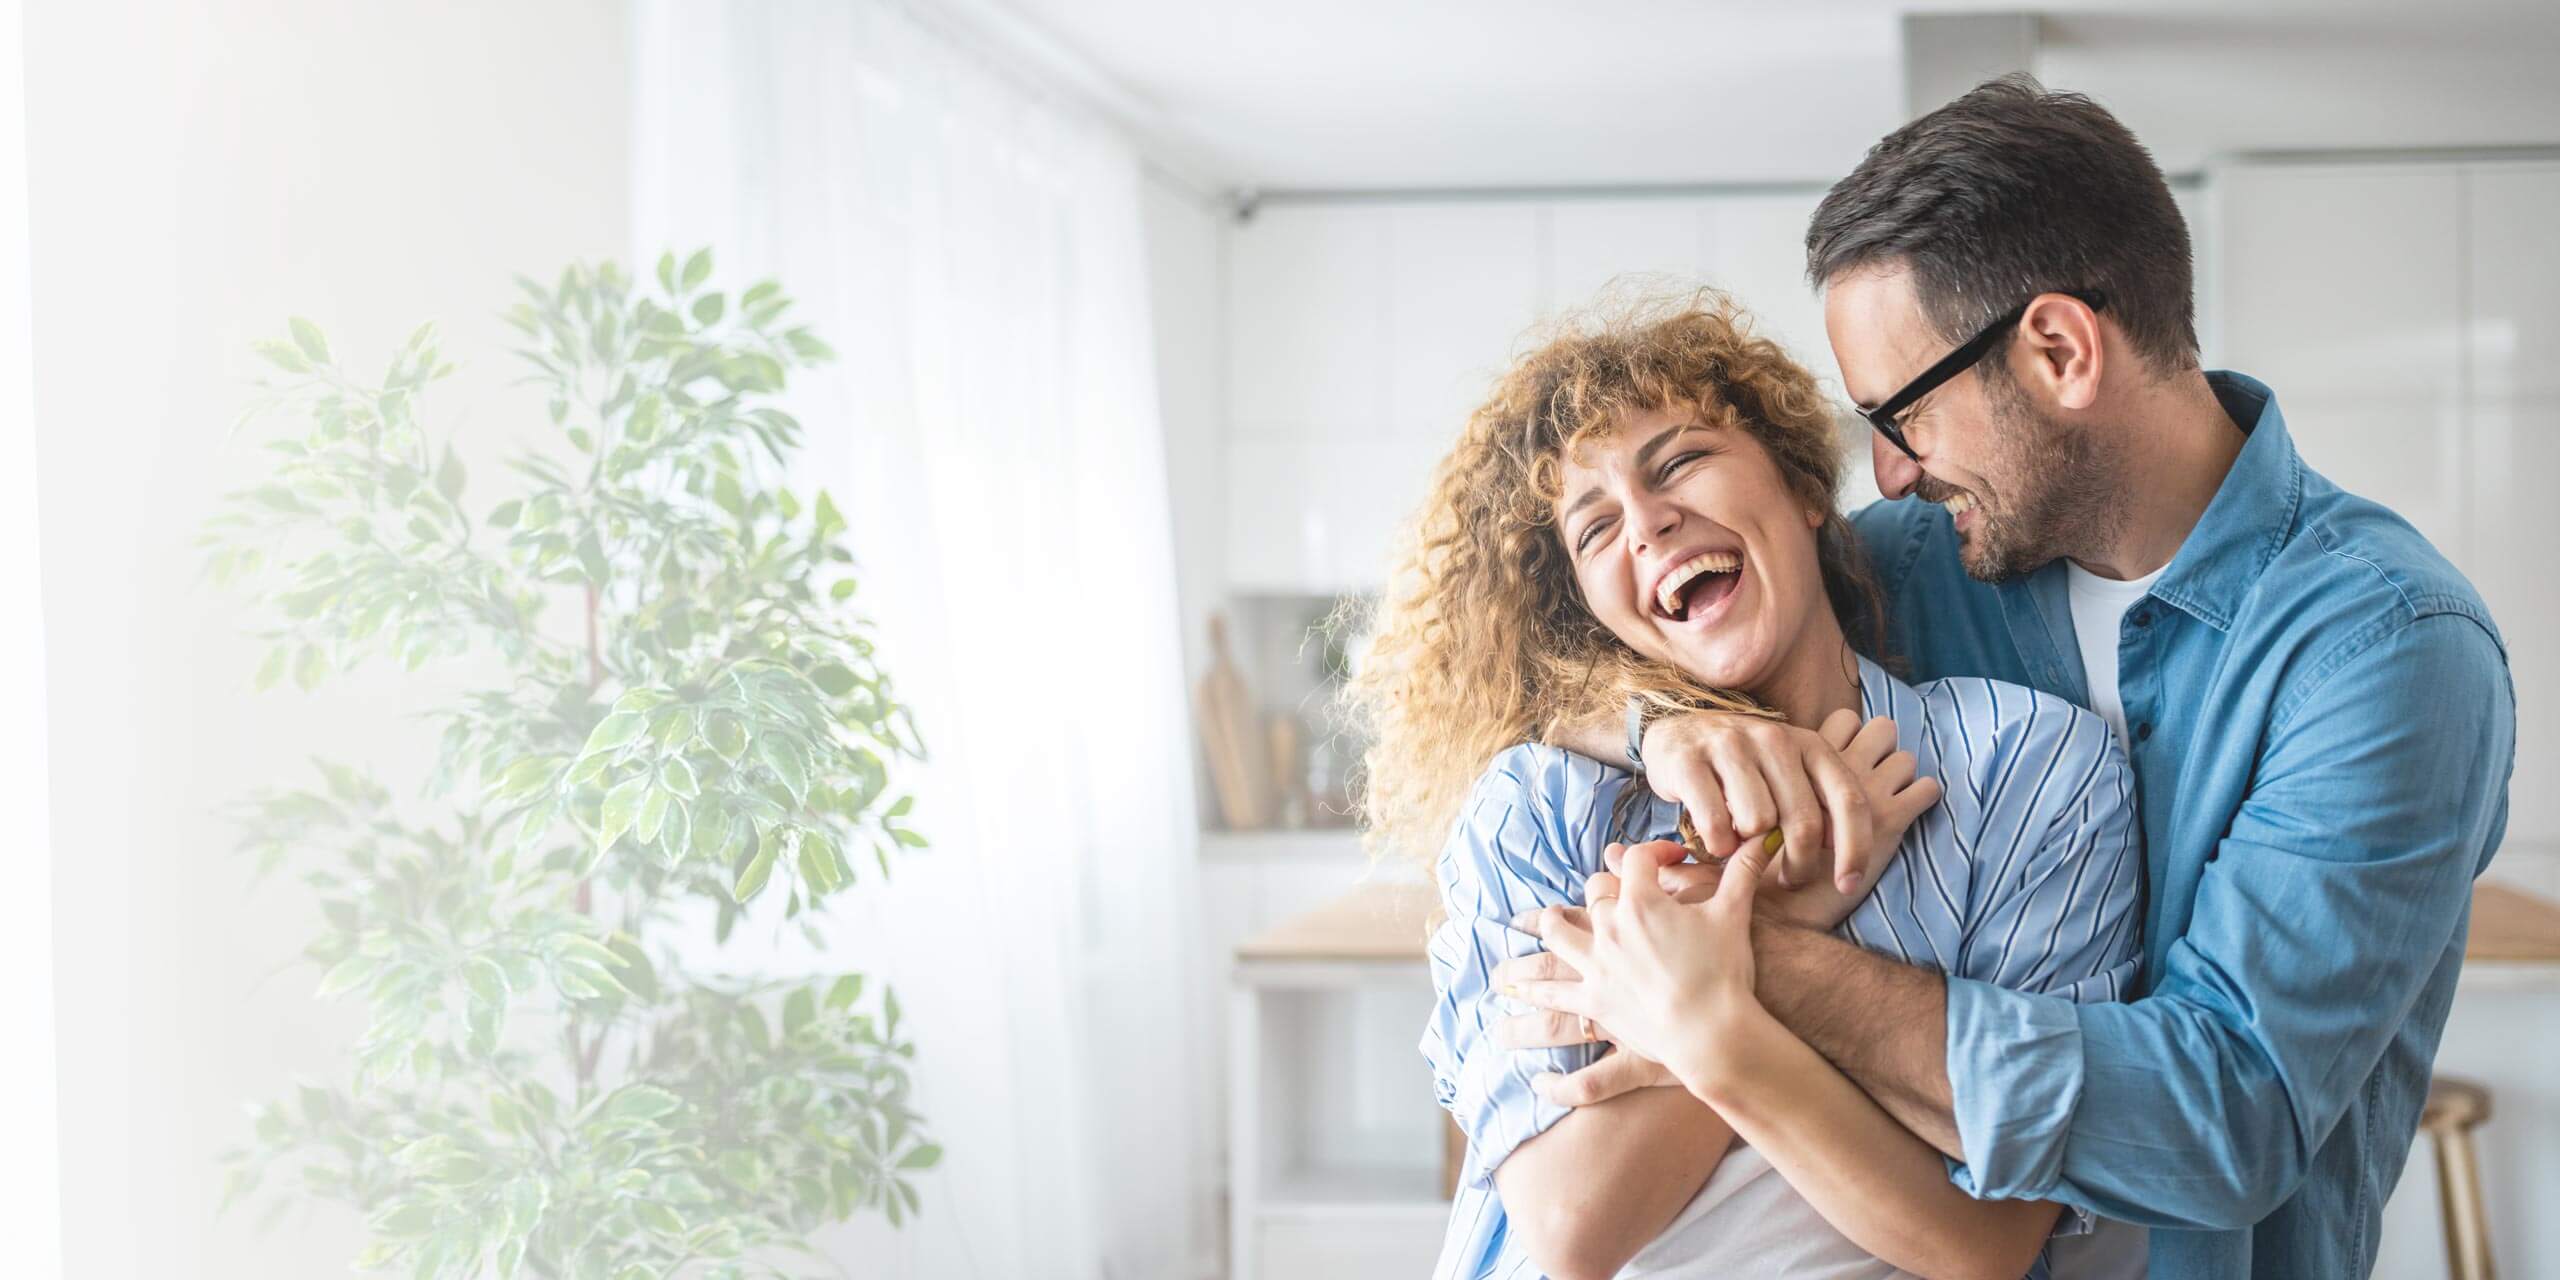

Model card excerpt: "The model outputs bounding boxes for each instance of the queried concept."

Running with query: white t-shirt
[2064,560,2166,750]
[2054,559,2164,1280]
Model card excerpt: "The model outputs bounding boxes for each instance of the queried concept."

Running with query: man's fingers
[1761,757,1828,890]
[1620,842,1674,903]
[1533,1052,1663,1108]
[1708,740,1775,840]
[1803,741,1874,894]
[1492,1008,1603,1050]
[1656,760,1736,856]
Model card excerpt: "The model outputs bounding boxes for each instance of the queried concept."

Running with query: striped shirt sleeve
[1420,745,1606,1191]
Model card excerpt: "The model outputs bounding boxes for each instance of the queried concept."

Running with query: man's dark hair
[1806,74,2198,373]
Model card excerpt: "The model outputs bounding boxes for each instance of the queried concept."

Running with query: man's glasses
[1856,289,2108,462]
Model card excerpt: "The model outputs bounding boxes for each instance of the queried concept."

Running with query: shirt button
[2136,721,2154,742]
[2130,607,2153,628]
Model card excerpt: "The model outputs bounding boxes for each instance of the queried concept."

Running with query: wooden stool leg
[2434,1122,2496,1280]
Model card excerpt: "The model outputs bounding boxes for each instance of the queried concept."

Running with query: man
[1528,75,2515,1277]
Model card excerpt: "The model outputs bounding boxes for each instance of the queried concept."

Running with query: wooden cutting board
[1198,612,1273,829]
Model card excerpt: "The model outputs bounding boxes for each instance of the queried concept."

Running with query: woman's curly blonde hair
[1333,289,1884,872]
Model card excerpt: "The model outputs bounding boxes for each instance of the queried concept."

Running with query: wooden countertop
[1233,880,2560,969]
[2468,882,2560,965]
[1235,880,1437,963]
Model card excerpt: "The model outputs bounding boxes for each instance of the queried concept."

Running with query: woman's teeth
[1655,550,1741,618]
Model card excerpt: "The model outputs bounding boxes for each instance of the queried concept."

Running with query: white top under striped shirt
[1420,655,2142,1280]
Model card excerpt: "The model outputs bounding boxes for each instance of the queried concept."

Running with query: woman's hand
[1640,708,1941,899]
[1505,839,1779,1099]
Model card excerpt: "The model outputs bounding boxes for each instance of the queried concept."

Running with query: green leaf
[655,250,678,293]
[810,663,857,697]
[462,957,509,1005]
[635,786,671,844]
[691,292,725,326]
[435,445,465,503]
[599,1085,681,1126]
[680,248,712,291]
[897,1143,942,1170]
[704,712,748,761]
[288,316,331,365]
[658,796,691,857]
[488,498,523,528]
[659,755,700,798]
[251,338,309,373]
[598,774,649,847]
[580,712,647,757]
[731,834,778,903]
[825,974,864,1010]
[315,954,377,998]
[783,987,815,1038]
[797,830,845,893]
[756,735,809,804]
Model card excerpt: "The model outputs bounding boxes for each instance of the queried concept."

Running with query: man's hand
[1642,707,1941,897]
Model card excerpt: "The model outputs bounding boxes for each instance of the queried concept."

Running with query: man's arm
[1760,615,2514,1229]
[1753,922,1964,1153]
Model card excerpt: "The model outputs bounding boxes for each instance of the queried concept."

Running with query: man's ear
[2019,292,2105,411]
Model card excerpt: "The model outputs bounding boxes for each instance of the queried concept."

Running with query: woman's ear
[1805,503,1825,530]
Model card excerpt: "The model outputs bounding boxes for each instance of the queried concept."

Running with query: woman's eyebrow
[1631,422,1706,471]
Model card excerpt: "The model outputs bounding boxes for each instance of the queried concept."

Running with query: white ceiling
[976,0,2560,191]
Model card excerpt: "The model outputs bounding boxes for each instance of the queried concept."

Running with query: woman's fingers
[1846,714,1902,770]
[1818,706,1862,752]
[1492,951,1576,988]
[1715,832,1775,914]
[1619,841,1673,902]
[1504,978,1593,1019]
[1583,871,1622,905]
[1532,1051,1671,1108]
[1510,905,1597,969]
[1492,1008,1605,1049]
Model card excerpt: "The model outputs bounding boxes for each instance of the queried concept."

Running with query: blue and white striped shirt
[1421,655,2142,1280]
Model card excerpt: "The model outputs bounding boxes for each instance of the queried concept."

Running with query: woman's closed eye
[1572,448,1720,554]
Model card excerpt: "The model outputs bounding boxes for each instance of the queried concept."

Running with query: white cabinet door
[2466,163,2560,854]
[2216,163,2462,402]
[2468,163,2560,402]
[1385,203,1542,439]
[1707,191,1832,386]
[2216,163,2468,559]
[1228,206,1391,434]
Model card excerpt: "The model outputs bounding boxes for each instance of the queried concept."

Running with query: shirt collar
[2144,371,2304,634]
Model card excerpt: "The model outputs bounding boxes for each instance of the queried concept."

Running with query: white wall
[25,2,630,1275]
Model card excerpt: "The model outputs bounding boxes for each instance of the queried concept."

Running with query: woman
[1339,294,2141,1280]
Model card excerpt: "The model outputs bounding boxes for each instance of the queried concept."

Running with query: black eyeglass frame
[1857,288,2109,462]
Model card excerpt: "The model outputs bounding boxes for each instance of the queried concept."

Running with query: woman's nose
[1870,433,1923,500]
[1627,492,1682,552]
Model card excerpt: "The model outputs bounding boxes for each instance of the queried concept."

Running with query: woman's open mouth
[1652,550,1743,625]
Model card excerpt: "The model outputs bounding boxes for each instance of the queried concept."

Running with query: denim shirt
[1851,372,2516,1278]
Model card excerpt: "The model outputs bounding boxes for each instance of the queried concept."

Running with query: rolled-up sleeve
[1942,614,2514,1227]
[1419,751,1602,1189]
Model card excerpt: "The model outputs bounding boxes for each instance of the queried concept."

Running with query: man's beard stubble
[1923,378,2125,584]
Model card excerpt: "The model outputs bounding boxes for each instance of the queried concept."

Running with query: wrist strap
[1624,694,1648,770]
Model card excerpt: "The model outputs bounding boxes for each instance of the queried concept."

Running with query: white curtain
[0,0,64,1272]
[635,4,1205,1277]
